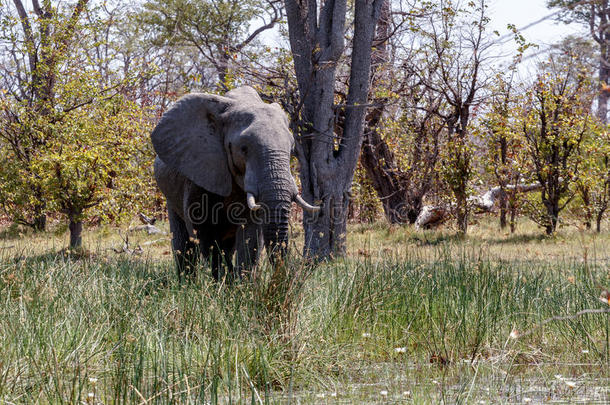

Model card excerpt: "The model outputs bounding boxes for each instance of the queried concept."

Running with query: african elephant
[151,86,319,280]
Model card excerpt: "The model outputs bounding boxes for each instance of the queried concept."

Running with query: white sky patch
[487,0,587,78]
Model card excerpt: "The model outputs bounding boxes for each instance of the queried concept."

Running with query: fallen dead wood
[138,212,156,225]
[415,182,543,229]
[127,224,166,235]
[471,183,543,212]
[108,233,142,255]
[414,205,450,229]
[141,238,169,246]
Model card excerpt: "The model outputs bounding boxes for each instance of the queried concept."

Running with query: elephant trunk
[262,209,290,260]
[255,152,293,261]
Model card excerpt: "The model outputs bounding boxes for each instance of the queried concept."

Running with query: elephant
[151,86,319,280]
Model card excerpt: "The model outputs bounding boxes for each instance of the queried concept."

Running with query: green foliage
[139,0,258,47]
[0,94,154,226]
[351,163,383,223]
[518,60,596,232]
[478,72,529,227]
[38,97,153,222]
[0,1,157,243]
[575,123,610,229]
[137,0,279,87]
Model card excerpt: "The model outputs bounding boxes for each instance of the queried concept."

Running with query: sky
[487,0,586,75]
[488,0,584,44]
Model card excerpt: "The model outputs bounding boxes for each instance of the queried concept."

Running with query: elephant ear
[151,93,233,197]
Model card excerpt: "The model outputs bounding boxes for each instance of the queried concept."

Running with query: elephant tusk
[247,193,261,211]
[295,194,321,213]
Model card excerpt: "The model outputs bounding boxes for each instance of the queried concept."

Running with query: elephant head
[151,86,318,262]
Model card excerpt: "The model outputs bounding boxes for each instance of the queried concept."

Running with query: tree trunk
[285,0,383,259]
[359,0,415,224]
[31,188,47,231]
[543,198,559,235]
[360,130,412,224]
[499,133,508,229]
[596,209,605,232]
[499,192,507,229]
[456,192,468,235]
[33,214,46,232]
[510,202,517,234]
[581,186,592,230]
[598,40,610,124]
[69,213,83,249]
[216,49,231,91]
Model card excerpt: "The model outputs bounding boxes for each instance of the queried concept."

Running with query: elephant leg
[168,207,198,280]
[235,223,263,279]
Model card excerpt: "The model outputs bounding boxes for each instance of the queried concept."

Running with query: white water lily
[564,380,576,389]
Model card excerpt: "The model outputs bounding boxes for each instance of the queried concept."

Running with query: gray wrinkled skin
[152,86,296,280]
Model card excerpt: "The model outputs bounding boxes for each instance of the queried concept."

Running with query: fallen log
[415,182,542,229]
[414,205,450,229]
[127,224,166,235]
[471,183,543,212]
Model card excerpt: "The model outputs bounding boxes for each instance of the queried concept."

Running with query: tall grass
[0,242,608,403]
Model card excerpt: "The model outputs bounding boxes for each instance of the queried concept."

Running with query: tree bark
[285,0,384,259]
[499,194,508,229]
[596,209,605,232]
[360,0,412,224]
[596,8,610,124]
[543,196,560,235]
[580,186,593,229]
[499,131,508,229]
[510,201,517,233]
[33,213,47,232]
[69,213,83,249]
[455,192,469,235]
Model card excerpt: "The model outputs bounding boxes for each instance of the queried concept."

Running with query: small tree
[0,0,156,248]
[0,0,91,230]
[519,63,594,234]
[414,0,494,235]
[38,97,152,248]
[577,124,610,232]
[480,72,528,232]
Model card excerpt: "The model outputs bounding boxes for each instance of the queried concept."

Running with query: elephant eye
[241,146,248,154]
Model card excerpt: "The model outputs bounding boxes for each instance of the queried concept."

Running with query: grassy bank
[0,221,608,403]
